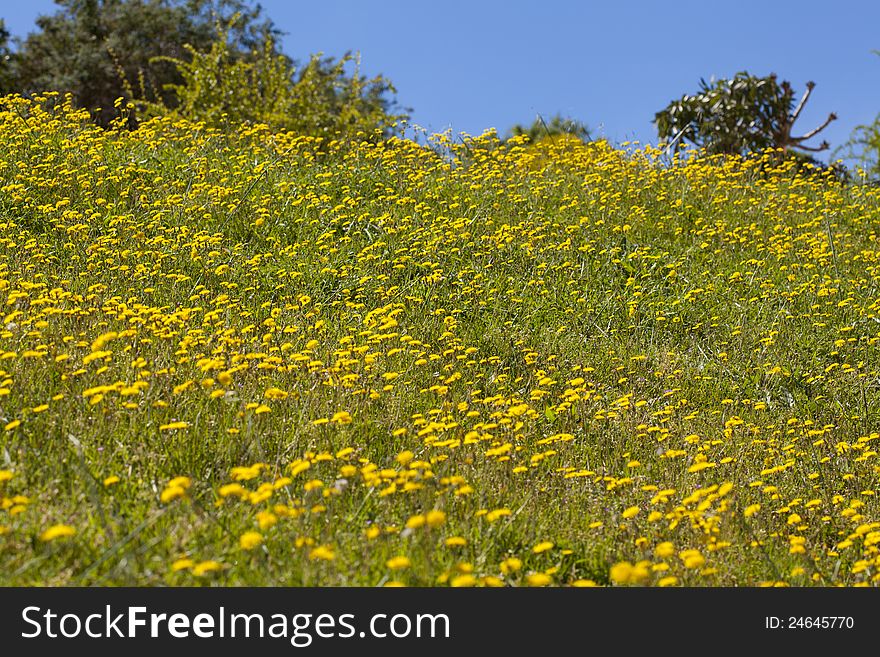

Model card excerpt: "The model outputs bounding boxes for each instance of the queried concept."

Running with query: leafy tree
[0,20,13,94]
[509,114,591,144]
[141,18,405,139]
[655,72,836,158]
[8,0,277,124]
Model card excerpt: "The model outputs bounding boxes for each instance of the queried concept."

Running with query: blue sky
[3,0,879,161]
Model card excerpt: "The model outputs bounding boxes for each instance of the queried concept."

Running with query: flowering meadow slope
[2,95,880,585]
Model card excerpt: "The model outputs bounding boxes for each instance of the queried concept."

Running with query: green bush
[138,17,406,139]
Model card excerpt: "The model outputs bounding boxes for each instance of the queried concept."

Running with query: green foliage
[509,114,591,144]
[141,18,406,139]
[7,0,277,124]
[836,117,880,180]
[655,72,836,158]
[0,20,13,94]
[835,53,880,181]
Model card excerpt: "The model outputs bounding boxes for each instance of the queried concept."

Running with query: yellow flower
[622,506,640,519]
[256,511,278,529]
[610,561,633,584]
[39,524,76,542]
[308,545,335,561]
[90,331,118,352]
[102,475,120,487]
[449,574,477,587]
[160,486,187,503]
[445,536,467,547]
[331,411,352,424]
[426,510,446,528]
[239,531,263,550]
[654,541,675,558]
[386,556,411,570]
[219,483,248,499]
[630,562,650,583]
[4,420,21,431]
[168,476,191,489]
[500,557,522,574]
[171,558,194,572]
[160,476,192,503]
[231,465,264,481]
[532,541,554,554]
[680,549,705,569]
[486,508,512,522]
[526,573,552,586]
[405,514,426,529]
[192,561,223,576]
[159,421,189,431]
[303,479,324,492]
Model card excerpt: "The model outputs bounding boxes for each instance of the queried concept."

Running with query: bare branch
[794,141,831,153]
[792,112,837,142]
[790,81,815,123]
[662,125,690,156]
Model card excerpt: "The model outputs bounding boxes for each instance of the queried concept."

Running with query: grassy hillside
[1,94,880,586]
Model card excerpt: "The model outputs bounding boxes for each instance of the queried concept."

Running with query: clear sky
[3,0,879,161]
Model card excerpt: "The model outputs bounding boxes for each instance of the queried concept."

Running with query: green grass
[1,96,880,586]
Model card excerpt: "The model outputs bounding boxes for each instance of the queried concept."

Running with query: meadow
[1,93,880,586]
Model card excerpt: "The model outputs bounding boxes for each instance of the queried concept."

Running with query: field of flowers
[1,94,880,586]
